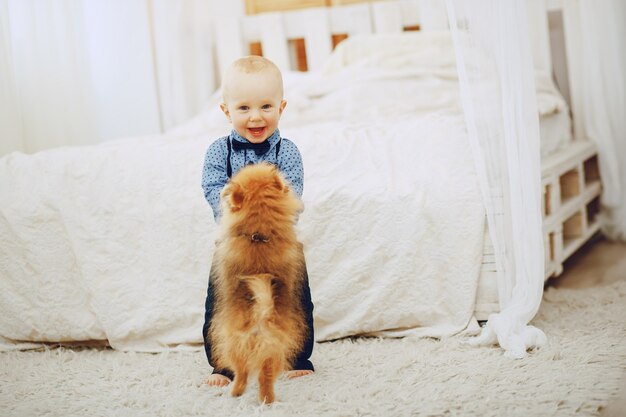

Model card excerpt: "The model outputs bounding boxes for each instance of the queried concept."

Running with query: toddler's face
[221,71,286,144]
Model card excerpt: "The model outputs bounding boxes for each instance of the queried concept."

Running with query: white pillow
[321,31,457,75]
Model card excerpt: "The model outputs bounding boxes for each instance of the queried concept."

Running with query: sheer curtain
[1,0,97,155]
[566,0,626,240]
[0,0,217,157]
[149,0,216,133]
[445,0,546,358]
[0,0,23,156]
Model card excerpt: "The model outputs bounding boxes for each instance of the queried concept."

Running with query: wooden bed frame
[213,0,602,318]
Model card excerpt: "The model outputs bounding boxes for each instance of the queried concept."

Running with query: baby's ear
[222,182,244,211]
[272,169,289,193]
[219,103,231,122]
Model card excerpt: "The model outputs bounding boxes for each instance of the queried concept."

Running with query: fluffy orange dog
[207,162,307,404]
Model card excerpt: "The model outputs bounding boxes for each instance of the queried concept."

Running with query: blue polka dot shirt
[201,129,304,222]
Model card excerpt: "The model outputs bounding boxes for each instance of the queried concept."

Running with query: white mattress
[0,115,486,350]
[539,108,573,158]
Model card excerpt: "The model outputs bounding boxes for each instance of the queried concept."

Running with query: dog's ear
[272,169,289,194]
[222,182,244,211]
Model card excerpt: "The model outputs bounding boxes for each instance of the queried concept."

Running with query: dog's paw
[231,380,247,397]
[259,391,275,404]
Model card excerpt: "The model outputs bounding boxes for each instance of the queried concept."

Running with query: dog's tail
[242,274,275,323]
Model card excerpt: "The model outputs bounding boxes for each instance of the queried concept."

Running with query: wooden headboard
[214,0,448,75]
[214,0,583,136]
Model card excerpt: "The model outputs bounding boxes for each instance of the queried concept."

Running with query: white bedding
[536,70,573,157]
[0,32,569,350]
[0,118,484,350]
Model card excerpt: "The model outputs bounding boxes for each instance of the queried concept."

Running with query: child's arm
[277,139,304,199]
[201,139,229,222]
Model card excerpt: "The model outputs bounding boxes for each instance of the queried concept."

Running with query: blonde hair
[221,56,284,102]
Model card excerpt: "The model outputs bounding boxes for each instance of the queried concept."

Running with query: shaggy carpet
[1,280,625,417]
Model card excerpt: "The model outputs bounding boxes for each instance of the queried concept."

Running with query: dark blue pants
[202,255,315,379]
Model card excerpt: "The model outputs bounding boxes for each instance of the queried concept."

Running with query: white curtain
[0,0,217,157]
[0,0,22,156]
[568,0,626,241]
[149,0,217,133]
[446,0,546,358]
[1,0,97,155]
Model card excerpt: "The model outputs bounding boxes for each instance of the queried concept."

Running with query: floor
[549,234,626,417]
[549,234,626,289]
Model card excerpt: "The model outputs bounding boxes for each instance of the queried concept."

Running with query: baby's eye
[261,104,272,110]
[238,106,249,111]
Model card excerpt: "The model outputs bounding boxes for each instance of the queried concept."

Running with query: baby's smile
[248,127,266,139]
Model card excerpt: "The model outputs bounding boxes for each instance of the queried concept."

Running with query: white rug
[1,280,625,417]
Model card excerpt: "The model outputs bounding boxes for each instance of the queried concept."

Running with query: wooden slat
[328,4,373,36]
[371,2,404,33]
[301,8,334,71]
[399,0,421,28]
[417,0,447,31]
[541,140,597,176]
[258,13,291,71]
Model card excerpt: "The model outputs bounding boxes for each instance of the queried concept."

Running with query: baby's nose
[249,109,262,120]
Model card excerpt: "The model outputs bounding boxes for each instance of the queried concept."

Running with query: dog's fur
[208,162,306,404]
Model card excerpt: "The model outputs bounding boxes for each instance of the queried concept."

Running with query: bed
[0,0,601,351]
